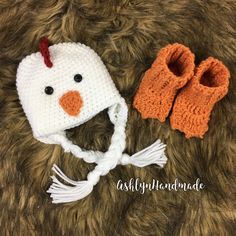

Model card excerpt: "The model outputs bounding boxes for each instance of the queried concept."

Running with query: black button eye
[74,74,83,83]
[44,86,54,95]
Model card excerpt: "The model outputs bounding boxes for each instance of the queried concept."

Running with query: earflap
[108,98,128,125]
[37,131,67,145]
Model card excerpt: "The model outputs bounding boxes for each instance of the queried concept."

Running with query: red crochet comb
[39,37,53,68]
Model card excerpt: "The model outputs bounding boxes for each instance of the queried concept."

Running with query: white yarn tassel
[47,164,94,203]
[120,139,167,168]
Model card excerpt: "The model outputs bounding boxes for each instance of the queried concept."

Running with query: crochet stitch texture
[17,42,121,139]
[170,57,230,138]
[16,40,167,203]
[133,43,195,122]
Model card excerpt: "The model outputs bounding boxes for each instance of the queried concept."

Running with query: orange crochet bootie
[133,43,195,122]
[170,57,230,138]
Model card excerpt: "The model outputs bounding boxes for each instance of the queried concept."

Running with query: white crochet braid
[16,40,167,203]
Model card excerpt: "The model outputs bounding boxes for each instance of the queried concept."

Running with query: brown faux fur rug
[0,0,236,235]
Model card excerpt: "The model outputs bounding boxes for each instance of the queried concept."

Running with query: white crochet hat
[16,38,167,203]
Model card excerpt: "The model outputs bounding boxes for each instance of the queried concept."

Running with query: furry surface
[0,0,236,235]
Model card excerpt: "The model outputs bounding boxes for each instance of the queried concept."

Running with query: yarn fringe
[125,139,167,168]
[47,164,93,203]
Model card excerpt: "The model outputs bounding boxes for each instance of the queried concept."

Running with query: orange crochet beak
[59,91,83,116]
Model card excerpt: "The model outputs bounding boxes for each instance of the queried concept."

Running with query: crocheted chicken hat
[16,38,167,203]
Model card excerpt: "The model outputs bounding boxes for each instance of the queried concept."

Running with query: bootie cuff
[191,57,230,105]
[133,43,195,121]
[151,43,195,88]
